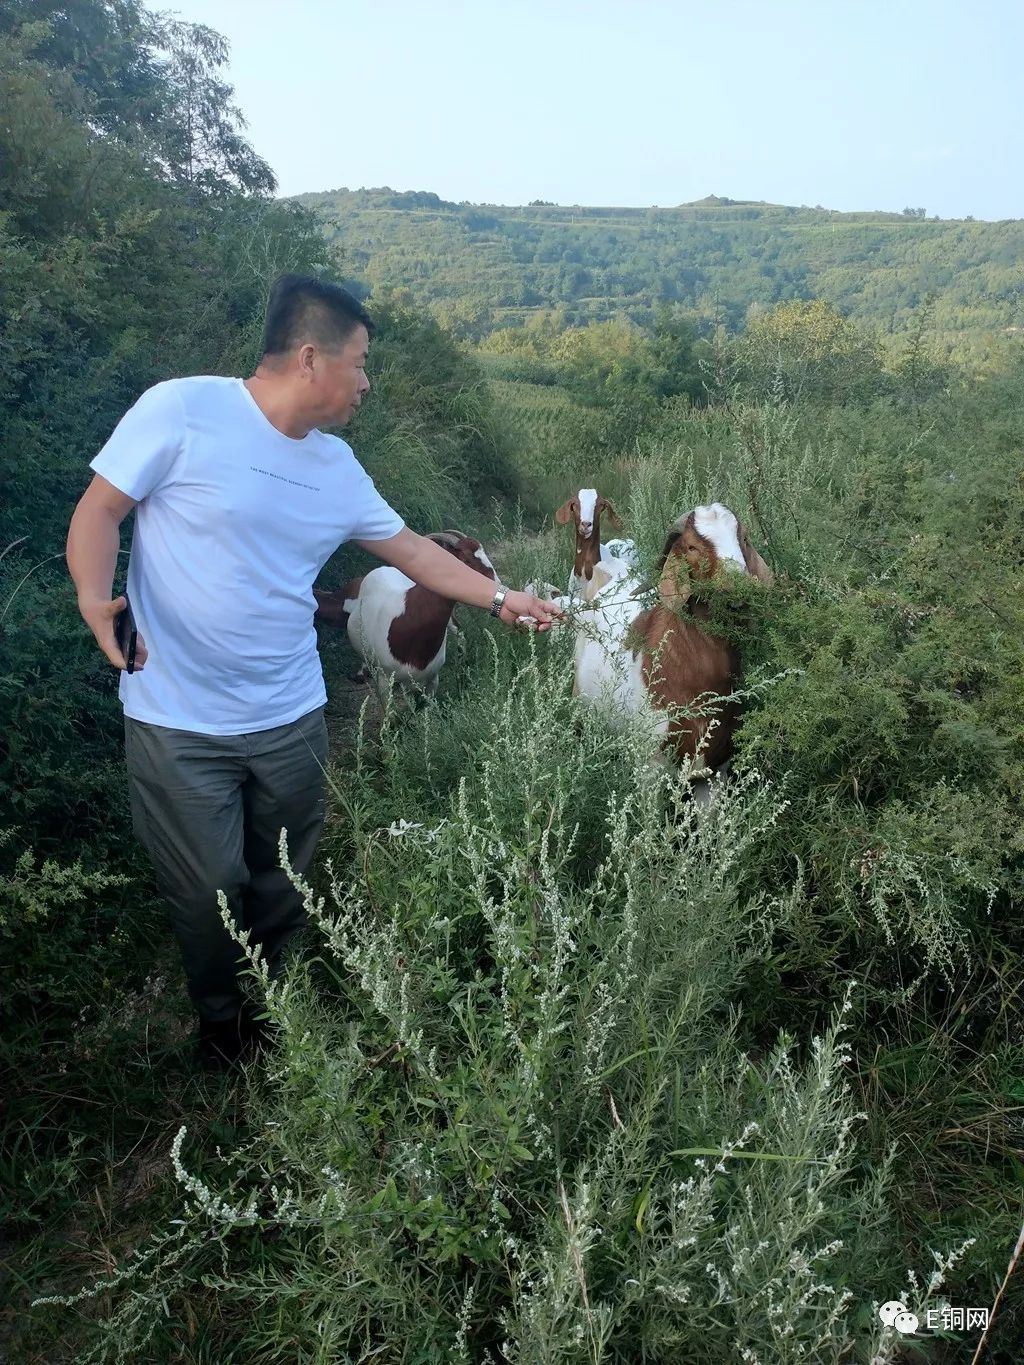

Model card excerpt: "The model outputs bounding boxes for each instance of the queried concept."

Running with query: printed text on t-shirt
[250,466,321,493]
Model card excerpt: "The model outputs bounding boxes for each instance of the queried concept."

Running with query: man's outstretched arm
[358,528,563,629]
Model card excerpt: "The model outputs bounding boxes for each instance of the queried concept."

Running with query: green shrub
[40,651,968,1364]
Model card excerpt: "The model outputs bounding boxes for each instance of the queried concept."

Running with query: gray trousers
[125,707,328,1022]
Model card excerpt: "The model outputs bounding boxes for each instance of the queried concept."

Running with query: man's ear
[597,497,623,530]
[297,342,317,378]
[554,498,579,526]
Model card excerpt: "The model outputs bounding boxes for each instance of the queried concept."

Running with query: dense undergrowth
[9,361,1024,1361]
[3,3,1023,1361]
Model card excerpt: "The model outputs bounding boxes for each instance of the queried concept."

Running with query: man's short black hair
[260,273,374,359]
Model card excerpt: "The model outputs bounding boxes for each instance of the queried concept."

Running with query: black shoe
[240,1010,280,1057]
[197,1015,246,1072]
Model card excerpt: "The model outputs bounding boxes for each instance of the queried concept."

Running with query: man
[67,274,559,1069]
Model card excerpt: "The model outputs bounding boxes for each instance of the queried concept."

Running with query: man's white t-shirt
[91,376,405,735]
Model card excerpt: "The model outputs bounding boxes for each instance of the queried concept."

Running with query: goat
[603,537,640,569]
[523,579,565,602]
[313,531,496,696]
[571,553,649,714]
[554,488,625,594]
[573,502,772,775]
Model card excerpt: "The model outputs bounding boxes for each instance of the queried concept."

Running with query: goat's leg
[691,759,731,807]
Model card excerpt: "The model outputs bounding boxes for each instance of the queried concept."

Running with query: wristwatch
[489,585,509,618]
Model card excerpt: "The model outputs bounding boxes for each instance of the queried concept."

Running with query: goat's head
[656,503,773,605]
[428,530,497,580]
[554,488,623,581]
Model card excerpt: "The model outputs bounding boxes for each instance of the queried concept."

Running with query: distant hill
[292,187,1023,354]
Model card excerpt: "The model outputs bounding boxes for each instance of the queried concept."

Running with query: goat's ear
[427,530,462,551]
[655,526,682,572]
[554,498,577,526]
[598,497,623,529]
[737,521,774,584]
[656,532,691,607]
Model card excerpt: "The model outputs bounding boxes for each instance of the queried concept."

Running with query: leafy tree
[648,304,703,401]
[739,297,885,402]
[152,19,276,196]
[0,0,165,143]
[0,1,274,193]
[552,319,659,405]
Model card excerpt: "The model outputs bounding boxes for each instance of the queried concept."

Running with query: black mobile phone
[114,592,138,674]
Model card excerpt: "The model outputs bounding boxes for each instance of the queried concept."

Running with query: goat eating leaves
[574,502,772,777]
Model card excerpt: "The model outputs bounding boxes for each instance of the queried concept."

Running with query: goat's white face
[556,489,623,587]
[473,544,495,574]
[576,488,599,538]
[693,503,747,571]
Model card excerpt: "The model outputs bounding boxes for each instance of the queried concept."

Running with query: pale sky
[164,0,1023,220]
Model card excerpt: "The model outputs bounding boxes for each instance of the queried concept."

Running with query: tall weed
[37,651,981,1362]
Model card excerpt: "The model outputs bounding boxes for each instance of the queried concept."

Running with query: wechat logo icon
[879,1300,919,1334]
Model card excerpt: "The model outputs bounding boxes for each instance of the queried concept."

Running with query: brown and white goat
[554,488,626,593]
[313,532,496,695]
[575,502,772,775]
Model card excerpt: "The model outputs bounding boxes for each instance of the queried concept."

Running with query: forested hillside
[295,187,1023,359]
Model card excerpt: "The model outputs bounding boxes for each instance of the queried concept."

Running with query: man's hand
[78,594,149,671]
[67,474,145,670]
[499,590,564,631]
[359,529,566,630]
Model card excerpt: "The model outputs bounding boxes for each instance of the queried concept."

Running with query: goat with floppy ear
[632,503,772,770]
[654,506,774,591]
[573,501,772,781]
[554,487,625,591]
